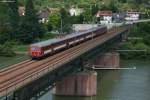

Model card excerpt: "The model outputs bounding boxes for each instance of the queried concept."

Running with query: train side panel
[29,26,107,59]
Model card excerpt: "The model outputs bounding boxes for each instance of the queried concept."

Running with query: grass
[0,54,30,69]
[13,45,28,52]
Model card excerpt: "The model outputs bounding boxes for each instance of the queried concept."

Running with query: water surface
[39,60,150,100]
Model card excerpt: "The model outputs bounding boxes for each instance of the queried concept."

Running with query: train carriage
[29,25,107,59]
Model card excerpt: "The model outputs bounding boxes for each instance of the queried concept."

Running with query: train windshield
[31,47,40,51]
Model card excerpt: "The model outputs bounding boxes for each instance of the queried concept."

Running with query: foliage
[108,0,119,12]
[18,0,46,43]
[91,4,99,16]
[59,8,71,33]
[120,22,150,60]
[42,32,57,40]
[69,15,84,24]
[82,8,92,23]
[8,0,19,33]
[47,13,61,31]
[0,0,149,52]
[0,42,16,57]
[0,3,11,44]
[17,0,150,19]
[0,3,9,28]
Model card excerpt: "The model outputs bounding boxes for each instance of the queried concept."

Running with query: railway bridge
[0,25,130,100]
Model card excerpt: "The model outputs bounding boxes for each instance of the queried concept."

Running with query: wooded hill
[18,0,150,12]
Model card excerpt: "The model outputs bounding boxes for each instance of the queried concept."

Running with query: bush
[0,42,16,57]
[120,22,150,60]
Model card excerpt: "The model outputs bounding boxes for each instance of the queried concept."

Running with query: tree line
[0,0,46,44]
[1,0,149,44]
[0,0,99,56]
[120,22,150,60]
[0,0,149,57]
[0,0,101,45]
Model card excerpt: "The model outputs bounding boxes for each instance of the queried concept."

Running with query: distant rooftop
[96,11,112,17]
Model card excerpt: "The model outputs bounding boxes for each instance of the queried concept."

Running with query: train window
[31,47,40,51]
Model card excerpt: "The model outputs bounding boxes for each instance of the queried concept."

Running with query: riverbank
[119,22,150,60]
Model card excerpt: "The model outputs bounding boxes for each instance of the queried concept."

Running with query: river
[39,60,150,100]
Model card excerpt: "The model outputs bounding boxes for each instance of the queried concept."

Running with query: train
[29,25,107,59]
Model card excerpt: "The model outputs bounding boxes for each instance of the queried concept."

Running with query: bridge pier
[94,52,120,68]
[54,71,97,96]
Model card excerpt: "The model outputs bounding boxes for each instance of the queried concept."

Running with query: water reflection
[39,60,150,100]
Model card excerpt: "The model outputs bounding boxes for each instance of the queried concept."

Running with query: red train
[29,26,107,58]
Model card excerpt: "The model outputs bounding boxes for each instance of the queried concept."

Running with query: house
[125,11,140,21]
[18,6,25,16]
[38,9,50,23]
[96,11,113,24]
[113,13,126,23]
[69,7,83,16]
[38,8,60,23]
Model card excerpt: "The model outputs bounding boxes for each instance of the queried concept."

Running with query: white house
[125,12,140,21]
[38,8,60,23]
[18,6,25,16]
[96,11,113,24]
[69,8,83,16]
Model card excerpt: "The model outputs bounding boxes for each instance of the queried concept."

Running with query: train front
[29,45,43,58]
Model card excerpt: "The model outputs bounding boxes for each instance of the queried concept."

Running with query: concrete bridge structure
[0,25,130,100]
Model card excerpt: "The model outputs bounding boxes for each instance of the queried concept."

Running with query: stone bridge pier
[94,52,120,68]
[54,71,97,96]
[54,52,120,96]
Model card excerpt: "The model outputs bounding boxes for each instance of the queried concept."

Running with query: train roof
[31,25,106,47]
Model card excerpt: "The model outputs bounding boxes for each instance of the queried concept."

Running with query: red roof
[96,11,112,16]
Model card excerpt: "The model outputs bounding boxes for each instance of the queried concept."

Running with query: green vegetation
[41,32,57,40]
[0,0,149,58]
[0,42,16,57]
[17,0,149,18]
[13,45,28,52]
[18,0,46,43]
[0,54,29,69]
[47,13,61,31]
[120,22,150,60]
[0,0,46,56]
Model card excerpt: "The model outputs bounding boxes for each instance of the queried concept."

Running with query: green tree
[8,0,20,39]
[47,13,61,31]
[0,3,11,44]
[69,16,81,24]
[79,14,84,24]
[91,4,99,16]
[83,8,92,23]
[118,0,127,3]
[100,4,110,11]
[108,0,118,12]
[59,8,71,33]
[19,0,45,43]
[91,4,99,23]
[0,42,15,57]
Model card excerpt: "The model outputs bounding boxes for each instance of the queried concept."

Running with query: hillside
[18,0,149,12]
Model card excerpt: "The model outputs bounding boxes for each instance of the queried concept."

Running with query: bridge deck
[0,27,128,97]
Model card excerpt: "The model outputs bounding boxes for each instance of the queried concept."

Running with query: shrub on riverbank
[120,41,150,60]
[120,22,150,60]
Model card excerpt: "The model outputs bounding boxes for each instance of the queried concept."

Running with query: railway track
[0,27,127,96]
[0,27,117,76]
